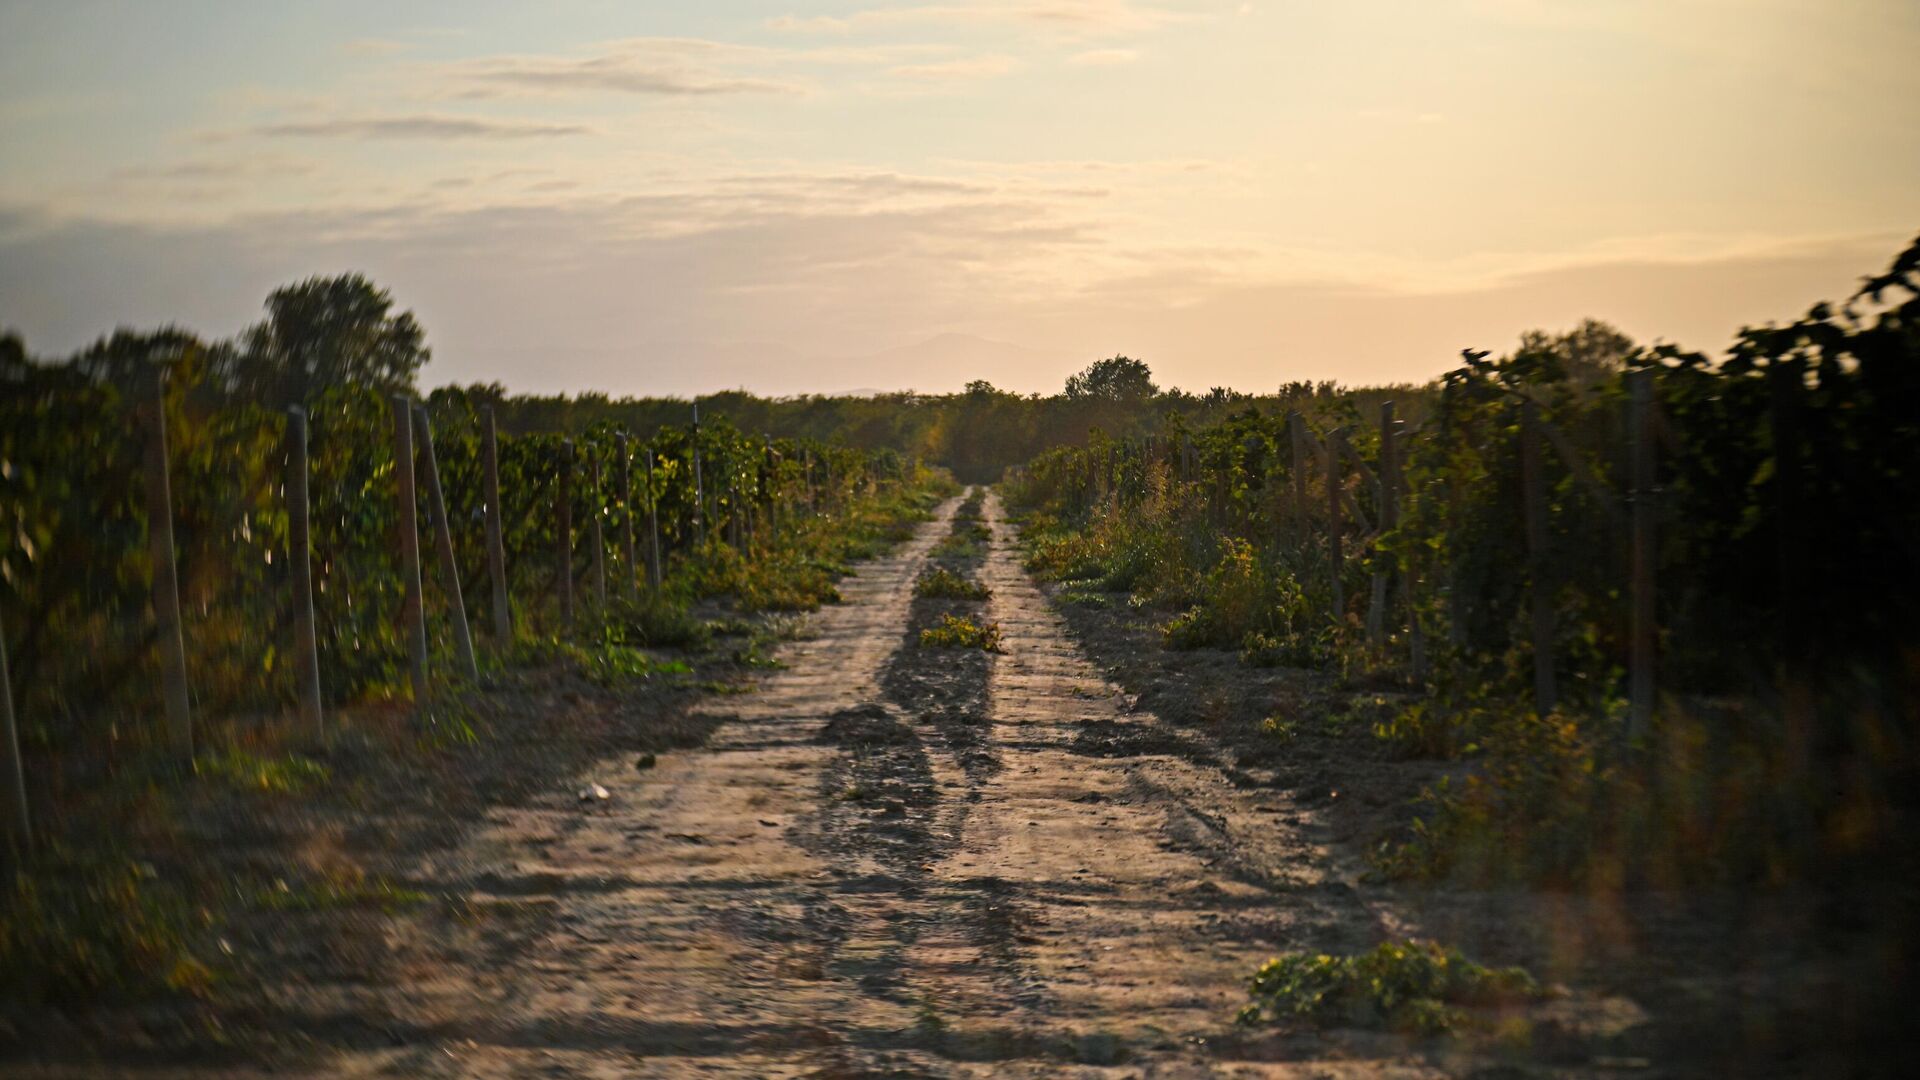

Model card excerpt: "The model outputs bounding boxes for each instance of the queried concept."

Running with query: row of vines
[0,347,924,804]
[1007,235,1920,888]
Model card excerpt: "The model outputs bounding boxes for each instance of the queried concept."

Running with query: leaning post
[141,363,193,761]
[392,395,431,708]
[1,615,28,850]
[413,405,479,682]
[286,406,324,737]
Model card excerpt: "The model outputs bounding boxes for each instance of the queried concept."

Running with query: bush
[1237,940,1540,1035]
[919,614,1002,651]
[605,591,709,649]
[914,566,990,600]
[0,857,209,1005]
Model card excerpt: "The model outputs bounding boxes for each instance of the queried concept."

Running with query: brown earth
[12,490,1885,1077]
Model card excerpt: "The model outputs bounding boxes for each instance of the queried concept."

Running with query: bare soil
[6,490,1899,1077]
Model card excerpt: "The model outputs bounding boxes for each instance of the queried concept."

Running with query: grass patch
[919,614,1003,651]
[1260,715,1299,741]
[915,566,991,600]
[512,634,692,687]
[194,748,331,794]
[1237,940,1541,1036]
[252,872,431,915]
[1058,589,1111,608]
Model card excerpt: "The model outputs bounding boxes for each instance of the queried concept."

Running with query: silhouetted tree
[1062,356,1157,403]
[233,274,429,407]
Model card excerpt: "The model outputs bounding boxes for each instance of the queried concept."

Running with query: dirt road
[208,492,1497,1076]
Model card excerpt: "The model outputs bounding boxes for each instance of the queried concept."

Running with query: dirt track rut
[314,491,1429,1078]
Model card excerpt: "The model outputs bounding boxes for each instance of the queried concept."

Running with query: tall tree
[236,274,429,407]
[1063,356,1158,403]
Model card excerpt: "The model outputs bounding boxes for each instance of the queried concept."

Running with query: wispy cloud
[769,1,1186,36]
[455,52,798,97]
[889,54,1018,79]
[110,156,316,181]
[240,115,590,140]
[1065,47,1139,65]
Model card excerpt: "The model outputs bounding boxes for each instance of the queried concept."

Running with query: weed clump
[194,748,331,794]
[0,856,209,1005]
[1237,939,1540,1035]
[512,633,692,687]
[915,566,990,601]
[919,614,1002,651]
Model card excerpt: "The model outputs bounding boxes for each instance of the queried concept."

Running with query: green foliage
[1237,940,1540,1035]
[914,566,990,600]
[511,633,691,688]
[1007,235,1920,889]
[0,856,209,1005]
[603,591,709,649]
[194,749,331,795]
[919,613,1002,651]
[0,333,939,757]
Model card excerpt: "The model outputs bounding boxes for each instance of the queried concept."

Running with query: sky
[2,0,1916,396]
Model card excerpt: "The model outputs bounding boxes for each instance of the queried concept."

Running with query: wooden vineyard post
[1287,411,1307,532]
[413,405,479,682]
[141,364,193,761]
[1396,421,1428,683]
[286,406,324,737]
[1,615,27,850]
[691,404,706,544]
[392,396,431,707]
[726,465,742,549]
[482,407,512,645]
[644,449,662,591]
[617,433,638,601]
[1519,400,1557,713]
[764,437,778,540]
[1770,356,1812,780]
[1626,371,1657,740]
[557,439,575,627]
[588,456,609,611]
[1366,403,1396,650]
[1326,428,1345,625]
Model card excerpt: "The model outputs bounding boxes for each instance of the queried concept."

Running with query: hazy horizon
[4,1,1915,396]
